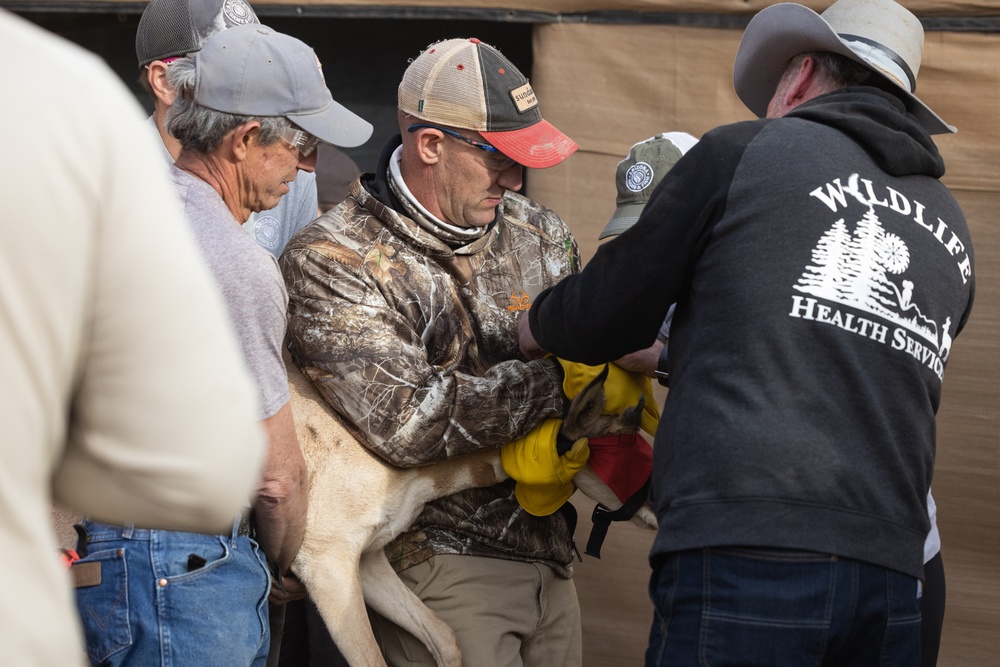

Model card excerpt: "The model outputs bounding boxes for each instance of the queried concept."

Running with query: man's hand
[501,419,590,516]
[615,340,664,378]
[268,571,308,605]
[254,401,308,576]
[518,311,545,360]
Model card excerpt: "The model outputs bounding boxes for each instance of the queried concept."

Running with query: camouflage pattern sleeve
[280,204,566,468]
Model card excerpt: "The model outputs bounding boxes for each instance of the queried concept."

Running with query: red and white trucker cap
[398,38,578,169]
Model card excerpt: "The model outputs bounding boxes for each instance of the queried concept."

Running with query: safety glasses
[407,123,518,171]
[280,126,320,158]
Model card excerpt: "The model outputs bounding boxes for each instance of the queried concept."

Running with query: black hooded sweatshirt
[529,87,975,579]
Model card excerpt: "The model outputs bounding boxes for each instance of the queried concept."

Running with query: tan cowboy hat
[733,0,954,134]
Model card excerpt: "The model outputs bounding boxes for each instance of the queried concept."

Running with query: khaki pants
[372,554,582,667]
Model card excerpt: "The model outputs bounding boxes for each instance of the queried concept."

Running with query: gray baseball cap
[599,132,698,240]
[195,24,373,148]
[136,0,259,68]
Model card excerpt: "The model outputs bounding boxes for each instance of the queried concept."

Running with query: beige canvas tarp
[527,21,999,667]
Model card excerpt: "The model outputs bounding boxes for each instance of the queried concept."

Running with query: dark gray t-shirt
[170,167,290,419]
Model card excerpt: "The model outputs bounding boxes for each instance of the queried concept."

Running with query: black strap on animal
[584,475,652,559]
[556,501,583,562]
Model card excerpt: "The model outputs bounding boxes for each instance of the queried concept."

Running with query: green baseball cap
[599,132,698,240]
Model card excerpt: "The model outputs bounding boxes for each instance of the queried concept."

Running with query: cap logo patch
[223,0,256,25]
[510,82,537,114]
[626,162,654,192]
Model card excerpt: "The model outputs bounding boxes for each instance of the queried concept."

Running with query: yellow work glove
[500,419,590,516]
[555,359,661,435]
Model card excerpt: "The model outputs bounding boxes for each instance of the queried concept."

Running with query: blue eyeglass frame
[406,123,519,171]
[406,123,503,153]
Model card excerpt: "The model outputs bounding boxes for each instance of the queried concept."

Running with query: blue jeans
[74,519,271,666]
[646,548,920,667]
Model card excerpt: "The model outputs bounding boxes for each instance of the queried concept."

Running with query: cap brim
[734,3,954,135]
[288,98,374,149]
[481,119,578,169]
[598,206,644,240]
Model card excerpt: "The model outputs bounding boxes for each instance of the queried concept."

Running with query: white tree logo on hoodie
[789,173,961,379]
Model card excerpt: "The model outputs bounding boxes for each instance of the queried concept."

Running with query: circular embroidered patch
[252,216,281,250]
[625,162,654,192]
[224,0,256,25]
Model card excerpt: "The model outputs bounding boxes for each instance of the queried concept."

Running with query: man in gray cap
[74,23,371,666]
[136,0,320,257]
[281,36,646,667]
[519,0,974,664]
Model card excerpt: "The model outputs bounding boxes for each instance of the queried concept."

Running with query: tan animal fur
[287,361,655,667]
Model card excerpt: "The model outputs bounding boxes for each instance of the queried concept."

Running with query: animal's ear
[560,364,644,442]
[566,364,608,421]
[562,365,608,436]
[617,393,645,432]
[561,365,612,441]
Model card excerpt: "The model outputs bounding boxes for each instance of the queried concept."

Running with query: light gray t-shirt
[170,166,290,419]
[150,116,318,258]
[244,170,318,257]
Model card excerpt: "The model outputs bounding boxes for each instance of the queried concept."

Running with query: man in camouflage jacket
[280,38,587,667]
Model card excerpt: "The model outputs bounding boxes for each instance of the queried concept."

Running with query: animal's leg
[573,467,624,510]
[631,505,658,529]
[300,552,388,667]
[359,550,461,667]
[574,468,657,530]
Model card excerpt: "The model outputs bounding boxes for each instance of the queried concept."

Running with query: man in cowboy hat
[518,0,975,663]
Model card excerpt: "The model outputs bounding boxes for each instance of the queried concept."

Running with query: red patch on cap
[456,64,465,70]
[498,68,506,74]
[470,38,480,44]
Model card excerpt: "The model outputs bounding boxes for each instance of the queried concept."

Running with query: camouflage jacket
[280,140,582,577]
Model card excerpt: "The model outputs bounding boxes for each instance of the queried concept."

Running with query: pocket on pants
[880,570,921,667]
[74,548,132,664]
[156,536,270,665]
[159,534,231,583]
[700,548,833,665]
